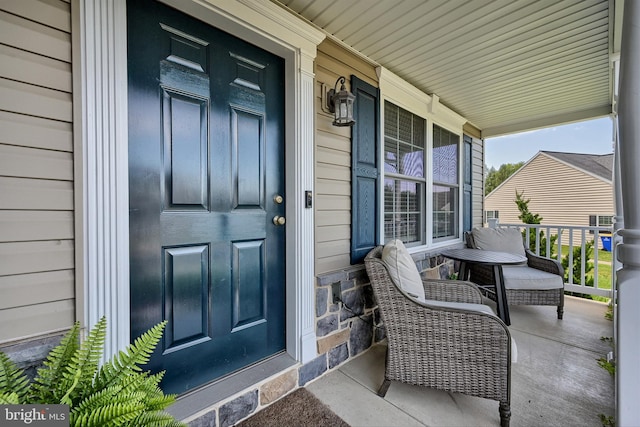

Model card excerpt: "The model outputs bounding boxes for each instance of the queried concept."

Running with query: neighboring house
[2,0,636,425]
[485,151,614,246]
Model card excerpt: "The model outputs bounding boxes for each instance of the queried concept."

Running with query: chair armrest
[525,250,564,277]
[422,279,483,304]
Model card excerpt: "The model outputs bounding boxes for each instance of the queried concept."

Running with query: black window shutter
[350,75,380,264]
[463,135,473,233]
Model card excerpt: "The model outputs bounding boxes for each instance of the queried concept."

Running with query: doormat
[236,387,350,427]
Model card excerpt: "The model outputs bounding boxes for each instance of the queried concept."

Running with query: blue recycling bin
[600,234,612,252]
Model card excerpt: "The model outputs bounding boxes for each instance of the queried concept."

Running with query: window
[597,215,613,227]
[383,101,461,245]
[485,210,499,223]
[383,102,425,244]
[589,214,613,233]
[432,125,459,240]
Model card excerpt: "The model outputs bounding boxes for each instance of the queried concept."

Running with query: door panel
[163,245,210,352]
[162,89,209,210]
[128,0,285,394]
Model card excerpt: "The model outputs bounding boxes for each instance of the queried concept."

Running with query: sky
[484,117,614,170]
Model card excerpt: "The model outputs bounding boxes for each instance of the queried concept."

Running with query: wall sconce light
[325,76,356,127]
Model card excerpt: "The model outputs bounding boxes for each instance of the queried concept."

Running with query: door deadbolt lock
[273,195,284,204]
[273,216,286,226]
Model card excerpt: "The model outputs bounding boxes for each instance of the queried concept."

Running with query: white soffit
[274,0,616,137]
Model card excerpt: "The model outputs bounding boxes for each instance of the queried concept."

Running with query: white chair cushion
[471,227,526,256]
[502,265,564,290]
[382,239,425,301]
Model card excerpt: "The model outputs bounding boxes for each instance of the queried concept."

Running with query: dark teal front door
[127,0,286,394]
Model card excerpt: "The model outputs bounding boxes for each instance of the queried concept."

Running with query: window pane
[433,125,458,184]
[384,137,398,174]
[384,177,422,244]
[433,184,458,239]
[383,101,426,245]
[384,102,398,139]
[399,142,424,178]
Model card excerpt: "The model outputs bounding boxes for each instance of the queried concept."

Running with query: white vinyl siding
[0,0,75,343]
[314,39,378,274]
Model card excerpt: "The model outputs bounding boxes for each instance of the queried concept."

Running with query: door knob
[273,216,286,226]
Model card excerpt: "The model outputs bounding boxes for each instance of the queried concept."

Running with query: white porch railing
[496,223,616,299]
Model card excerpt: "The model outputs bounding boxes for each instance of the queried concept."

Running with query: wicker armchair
[364,246,512,427]
[465,227,565,319]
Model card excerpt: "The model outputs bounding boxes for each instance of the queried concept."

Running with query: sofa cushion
[382,239,425,300]
[471,227,526,256]
[502,265,564,290]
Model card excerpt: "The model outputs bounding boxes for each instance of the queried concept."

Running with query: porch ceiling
[273,0,621,137]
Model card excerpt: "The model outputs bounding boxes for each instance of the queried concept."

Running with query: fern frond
[95,321,166,390]
[131,411,187,427]
[31,322,80,403]
[73,384,125,414]
[63,316,107,404]
[145,395,177,412]
[123,371,164,397]
[71,402,145,427]
[0,352,30,402]
[0,392,21,404]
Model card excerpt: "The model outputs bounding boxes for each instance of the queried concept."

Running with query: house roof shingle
[541,151,613,182]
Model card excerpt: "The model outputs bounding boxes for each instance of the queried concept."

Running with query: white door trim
[76,0,324,364]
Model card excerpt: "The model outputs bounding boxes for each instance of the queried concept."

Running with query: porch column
[76,0,130,357]
[615,0,640,423]
[292,54,318,363]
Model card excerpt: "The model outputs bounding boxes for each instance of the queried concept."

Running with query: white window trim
[377,66,467,251]
[76,0,324,364]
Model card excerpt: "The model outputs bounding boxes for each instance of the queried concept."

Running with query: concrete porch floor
[306,296,615,427]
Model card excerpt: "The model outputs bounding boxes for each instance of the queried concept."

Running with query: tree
[485,161,524,195]
[514,190,557,258]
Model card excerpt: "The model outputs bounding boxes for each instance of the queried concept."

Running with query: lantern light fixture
[326,76,356,127]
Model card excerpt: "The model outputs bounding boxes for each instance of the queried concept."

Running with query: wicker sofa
[364,243,513,427]
[466,227,565,319]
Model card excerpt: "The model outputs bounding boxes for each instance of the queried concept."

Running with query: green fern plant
[0,317,185,427]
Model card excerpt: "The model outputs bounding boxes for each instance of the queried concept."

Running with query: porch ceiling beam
[482,105,612,138]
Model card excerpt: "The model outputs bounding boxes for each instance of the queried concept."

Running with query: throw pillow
[471,227,526,256]
[381,239,425,300]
